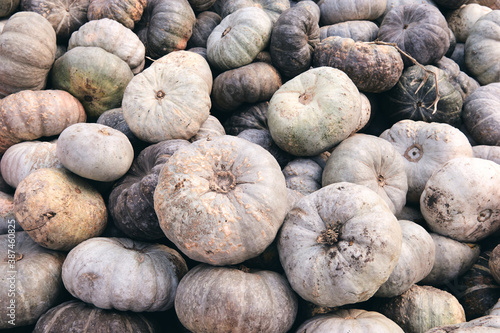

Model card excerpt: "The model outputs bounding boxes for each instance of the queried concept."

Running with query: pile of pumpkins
[1,0,500,331]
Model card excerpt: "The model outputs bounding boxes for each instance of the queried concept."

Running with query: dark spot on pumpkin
[174,180,186,191]
[42,211,56,219]
[75,187,81,194]
[222,26,231,38]
[426,192,439,208]
[478,209,492,222]
[205,249,213,255]
[403,24,409,29]
[84,95,93,102]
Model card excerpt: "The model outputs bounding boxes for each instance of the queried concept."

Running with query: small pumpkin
[319,20,379,42]
[87,0,146,29]
[237,129,292,168]
[435,56,480,101]
[187,11,221,49]
[13,168,108,251]
[283,157,324,195]
[318,0,387,25]
[223,101,269,135]
[62,237,188,312]
[174,264,298,333]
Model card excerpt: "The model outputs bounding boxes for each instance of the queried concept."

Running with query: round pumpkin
[320,20,379,42]
[435,56,480,101]
[87,0,146,29]
[174,264,298,333]
[122,51,212,143]
[154,135,288,266]
[462,82,500,146]
[318,0,387,25]
[283,157,324,195]
[377,3,451,66]
[213,0,290,23]
[446,3,492,43]
[1,140,62,188]
[473,145,500,165]
[420,157,500,243]
[190,115,226,142]
[0,89,86,155]
[33,300,160,333]
[268,66,362,156]
[236,128,292,168]
[187,11,221,49]
[278,182,402,307]
[13,168,108,251]
[51,46,134,120]
[0,231,66,329]
[380,120,473,203]
[464,10,500,85]
[62,237,188,312]
[0,11,57,98]
[206,7,273,71]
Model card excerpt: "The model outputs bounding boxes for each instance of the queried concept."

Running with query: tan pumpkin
[87,0,146,29]
[446,3,492,43]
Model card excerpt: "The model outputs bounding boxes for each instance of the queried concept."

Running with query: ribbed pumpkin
[435,56,480,101]
[320,20,379,42]
[318,0,387,25]
[213,0,290,23]
[87,0,146,29]
[0,0,20,16]
[446,3,492,43]
[187,11,221,49]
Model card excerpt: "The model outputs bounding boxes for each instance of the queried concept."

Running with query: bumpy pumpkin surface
[87,0,146,29]
[278,182,402,307]
[175,264,298,333]
[62,237,188,312]
[268,67,362,156]
[154,135,288,266]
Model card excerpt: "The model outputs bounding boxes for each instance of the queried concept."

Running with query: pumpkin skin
[446,4,492,43]
[377,3,450,66]
[469,0,500,10]
[433,0,468,9]
[0,89,86,155]
[108,139,191,240]
[213,0,290,23]
[68,18,146,74]
[237,129,292,168]
[268,67,362,156]
[320,20,379,42]
[420,233,480,286]
[154,135,288,266]
[223,101,269,135]
[296,309,404,333]
[425,315,500,333]
[435,56,480,102]
[206,7,273,71]
[190,115,226,142]
[62,237,188,312]
[56,123,134,182]
[462,82,500,146]
[0,231,66,329]
[283,157,324,195]
[51,46,134,120]
[318,0,387,25]
[0,191,20,235]
[187,11,221,49]
[0,0,19,17]
[33,300,160,333]
[87,0,146,29]
[174,264,298,333]
[122,51,211,143]
[211,62,282,113]
[0,11,57,98]
[313,36,403,94]
[278,182,402,307]
[384,64,463,127]
[473,145,500,165]
[421,157,500,243]
[270,2,320,80]
[490,244,500,285]
[465,10,500,85]
[322,133,408,215]
[1,140,62,188]
[379,120,473,203]
[13,168,107,251]
[135,0,195,59]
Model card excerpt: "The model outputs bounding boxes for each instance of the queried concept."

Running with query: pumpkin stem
[209,170,236,193]
[404,143,423,162]
[155,90,166,100]
[299,92,314,105]
[317,223,341,246]
[377,174,386,186]
[222,27,231,38]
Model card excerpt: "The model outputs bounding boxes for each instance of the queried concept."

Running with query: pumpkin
[462,82,500,146]
[380,0,439,22]
[269,2,320,80]
[396,204,426,225]
[56,123,134,182]
[68,18,145,74]
[320,20,379,42]
[206,7,273,71]
[0,11,57,98]
[187,11,221,49]
[377,284,466,333]
[211,62,282,113]
[420,157,500,243]
[318,0,387,25]
[0,0,19,16]
[188,0,215,12]
[473,145,500,165]
[62,237,188,312]
[212,0,290,23]
[20,0,89,42]
[283,157,324,195]
[51,46,134,120]
[379,120,473,203]
[377,3,450,66]
[1,141,62,188]
[0,231,66,329]
[278,182,402,307]
[434,56,480,101]
[190,115,226,142]
[268,67,362,156]
[433,0,468,9]
[296,309,404,333]
[135,0,195,59]
[236,129,292,168]
[33,300,160,333]
[13,168,107,251]
[108,139,191,240]
[420,233,480,286]
[490,244,500,285]
[87,0,146,29]
[375,220,435,297]
[223,101,269,135]
[446,4,492,43]
[0,89,86,155]
[154,135,288,266]
[174,264,298,333]
[464,10,500,85]
[469,0,500,10]
[122,51,211,143]
[322,133,408,215]
[0,191,20,235]
[383,64,463,127]
[425,315,500,332]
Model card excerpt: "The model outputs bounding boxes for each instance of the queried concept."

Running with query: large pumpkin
[87,0,146,29]
[187,11,221,49]
[212,0,290,23]
[318,0,387,25]
[320,20,379,42]
[154,135,288,266]
[446,3,492,43]
[278,182,402,307]
[0,11,57,98]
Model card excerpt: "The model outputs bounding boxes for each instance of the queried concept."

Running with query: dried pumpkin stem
[317,223,341,246]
